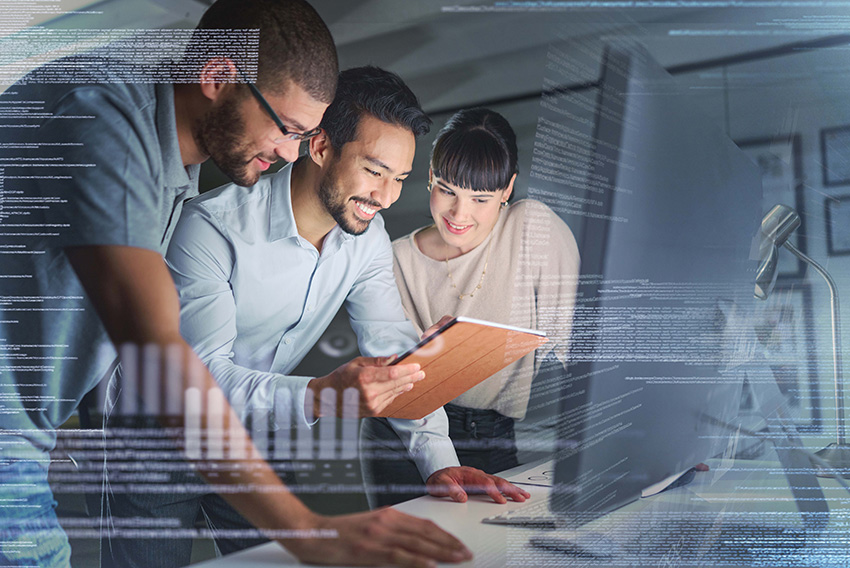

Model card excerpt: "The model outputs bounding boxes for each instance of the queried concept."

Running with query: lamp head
[754,245,779,300]
[754,204,800,300]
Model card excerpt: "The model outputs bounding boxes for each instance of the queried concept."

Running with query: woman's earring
[427,180,432,193]
[501,201,508,209]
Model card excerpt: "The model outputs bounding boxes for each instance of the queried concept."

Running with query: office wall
[673,48,850,444]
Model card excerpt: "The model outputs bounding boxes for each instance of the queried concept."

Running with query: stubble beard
[193,100,259,188]
[318,163,371,236]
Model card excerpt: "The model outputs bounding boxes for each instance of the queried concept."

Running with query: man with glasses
[156,65,530,565]
[0,1,473,567]
[237,67,325,144]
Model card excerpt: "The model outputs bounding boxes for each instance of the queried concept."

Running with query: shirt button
[284,337,292,345]
[306,306,313,312]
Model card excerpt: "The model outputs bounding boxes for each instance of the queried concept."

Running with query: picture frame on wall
[825,195,850,256]
[821,126,850,187]
[737,135,807,279]
[750,283,820,432]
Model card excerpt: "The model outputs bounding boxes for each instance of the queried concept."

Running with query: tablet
[380,317,547,419]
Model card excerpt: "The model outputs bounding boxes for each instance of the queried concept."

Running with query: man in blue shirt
[165,66,530,541]
[0,1,472,567]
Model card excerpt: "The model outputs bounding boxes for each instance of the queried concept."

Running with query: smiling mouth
[353,200,379,220]
[444,217,472,234]
[254,157,275,171]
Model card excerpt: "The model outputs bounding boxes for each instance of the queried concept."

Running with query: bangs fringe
[431,128,513,191]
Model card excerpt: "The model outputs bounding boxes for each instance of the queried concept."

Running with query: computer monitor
[550,43,762,517]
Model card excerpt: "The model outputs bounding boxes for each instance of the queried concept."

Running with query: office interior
[4,0,850,565]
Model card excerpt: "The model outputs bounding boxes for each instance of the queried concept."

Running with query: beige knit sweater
[392,199,580,419]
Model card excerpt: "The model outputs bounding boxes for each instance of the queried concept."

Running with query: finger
[426,475,467,502]
[421,316,454,340]
[494,477,529,502]
[392,511,472,558]
[421,326,439,340]
[481,479,507,504]
[425,478,450,498]
[367,382,415,415]
[392,380,417,395]
[358,363,421,396]
[430,479,467,503]
[384,363,422,381]
[367,369,422,403]
[354,356,395,368]
[370,366,423,397]
[382,534,471,566]
[450,485,469,503]
[462,475,506,504]
[375,367,422,389]
[384,547,437,568]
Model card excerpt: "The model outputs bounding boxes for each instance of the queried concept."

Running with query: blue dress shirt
[166,163,460,479]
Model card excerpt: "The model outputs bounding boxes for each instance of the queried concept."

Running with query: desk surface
[195,459,850,567]
[194,460,548,568]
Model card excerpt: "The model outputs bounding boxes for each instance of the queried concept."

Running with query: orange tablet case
[379,317,548,419]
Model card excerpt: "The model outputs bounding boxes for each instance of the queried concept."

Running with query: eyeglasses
[236,67,322,144]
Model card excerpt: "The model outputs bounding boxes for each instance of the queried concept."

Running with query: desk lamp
[755,204,850,473]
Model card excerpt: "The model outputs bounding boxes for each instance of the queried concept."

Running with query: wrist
[426,467,449,484]
[306,377,325,419]
[274,512,335,563]
[281,507,325,532]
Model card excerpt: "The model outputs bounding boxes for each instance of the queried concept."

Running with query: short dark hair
[190,0,338,103]
[431,108,518,191]
[320,66,431,151]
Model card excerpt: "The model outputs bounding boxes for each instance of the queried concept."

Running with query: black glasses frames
[234,66,322,143]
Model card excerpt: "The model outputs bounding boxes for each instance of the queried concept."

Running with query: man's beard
[193,99,259,187]
[318,163,379,236]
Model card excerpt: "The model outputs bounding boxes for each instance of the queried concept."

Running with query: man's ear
[198,57,238,102]
[308,130,333,167]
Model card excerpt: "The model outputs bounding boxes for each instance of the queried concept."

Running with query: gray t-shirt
[0,58,199,458]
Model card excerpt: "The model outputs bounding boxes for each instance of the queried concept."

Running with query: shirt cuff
[388,408,461,481]
[273,375,319,429]
[407,436,461,481]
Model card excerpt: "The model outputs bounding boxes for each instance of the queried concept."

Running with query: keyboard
[530,517,810,566]
[488,504,815,565]
[481,499,560,528]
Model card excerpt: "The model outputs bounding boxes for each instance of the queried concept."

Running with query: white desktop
[195,455,849,567]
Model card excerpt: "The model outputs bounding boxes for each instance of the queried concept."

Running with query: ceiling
[12,0,850,114]
[4,0,850,218]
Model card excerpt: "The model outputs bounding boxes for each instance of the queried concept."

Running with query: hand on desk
[284,508,472,568]
[426,466,531,504]
[308,355,424,418]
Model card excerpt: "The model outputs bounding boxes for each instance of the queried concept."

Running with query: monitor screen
[551,42,762,516]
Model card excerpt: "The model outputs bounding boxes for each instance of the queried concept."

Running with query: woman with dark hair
[360,108,579,507]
